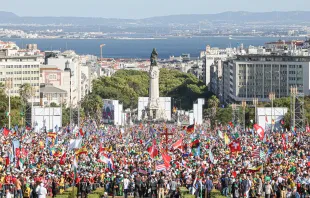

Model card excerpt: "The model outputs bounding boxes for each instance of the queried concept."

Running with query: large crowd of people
[0,120,309,198]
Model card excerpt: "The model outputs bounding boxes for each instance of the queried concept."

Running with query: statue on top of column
[150,48,158,66]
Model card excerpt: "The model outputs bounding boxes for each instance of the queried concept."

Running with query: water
[2,36,302,59]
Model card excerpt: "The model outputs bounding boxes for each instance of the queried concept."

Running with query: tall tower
[148,48,160,119]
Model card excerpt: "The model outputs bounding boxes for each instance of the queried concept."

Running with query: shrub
[91,188,105,197]
[87,194,100,198]
[211,189,226,198]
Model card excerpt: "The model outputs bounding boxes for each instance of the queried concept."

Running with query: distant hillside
[0,11,310,25]
[143,11,310,24]
[0,11,18,18]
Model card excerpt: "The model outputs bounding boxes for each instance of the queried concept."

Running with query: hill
[0,11,310,25]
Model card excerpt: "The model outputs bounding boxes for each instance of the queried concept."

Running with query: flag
[60,153,66,165]
[260,150,266,160]
[247,165,263,173]
[190,138,200,148]
[224,133,230,145]
[282,134,287,150]
[172,138,183,150]
[68,139,82,150]
[281,119,285,125]
[307,156,310,167]
[75,147,88,156]
[229,140,241,152]
[186,124,195,134]
[218,130,223,139]
[162,151,171,169]
[208,149,214,164]
[228,121,234,128]
[79,128,84,137]
[72,156,78,180]
[306,125,310,133]
[265,115,268,123]
[253,124,264,141]
[47,132,57,139]
[3,127,10,137]
[252,147,260,158]
[147,140,158,158]
[156,163,166,172]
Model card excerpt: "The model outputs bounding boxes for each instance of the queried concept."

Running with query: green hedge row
[87,187,105,198]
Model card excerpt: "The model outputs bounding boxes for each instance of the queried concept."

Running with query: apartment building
[0,42,44,103]
[223,54,310,103]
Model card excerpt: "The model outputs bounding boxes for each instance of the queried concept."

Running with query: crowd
[0,120,309,198]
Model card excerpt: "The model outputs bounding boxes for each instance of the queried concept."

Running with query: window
[49,74,57,80]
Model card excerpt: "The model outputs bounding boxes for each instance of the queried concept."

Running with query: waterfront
[2,36,302,58]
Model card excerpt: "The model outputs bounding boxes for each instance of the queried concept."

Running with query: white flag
[68,139,82,150]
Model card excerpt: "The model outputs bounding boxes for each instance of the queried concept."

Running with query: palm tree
[207,95,220,117]
[19,83,34,104]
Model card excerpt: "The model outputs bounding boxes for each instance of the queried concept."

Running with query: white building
[202,45,234,88]
[0,42,44,103]
[223,54,310,103]
[47,51,97,106]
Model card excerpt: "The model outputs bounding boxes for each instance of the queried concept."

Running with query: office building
[223,54,310,103]
[0,41,44,103]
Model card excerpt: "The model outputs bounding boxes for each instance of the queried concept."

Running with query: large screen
[102,100,115,124]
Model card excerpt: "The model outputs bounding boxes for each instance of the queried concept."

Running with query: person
[35,183,47,198]
[221,175,229,197]
[264,181,273,198]
[241,175,250,198]
[5,189,12,198]
[150,175,157,198]
[123,175,130,198]
[205,176,213,198]
[231,180,239,198]
[51,178,57,198]
[169,177,178,198]
[14,177,22,198]
[158,176,165,198]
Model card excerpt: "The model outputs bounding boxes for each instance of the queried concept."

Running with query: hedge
[211,189,226,198]
[91,188,105,197]
[87,194,100,198]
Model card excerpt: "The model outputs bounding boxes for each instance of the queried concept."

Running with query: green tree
[81,94,103,126]
[207,95,220,117]
[19,83,34,104]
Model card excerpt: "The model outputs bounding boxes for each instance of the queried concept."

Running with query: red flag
[162,151,172,168]
[3,127,10,137]
[5,157,9,166]
[79,128,84,136]
[282,134,287,150]
[232,171,237,178]
[265,115,268,123]
[60,152,66,165]
[172,138,183,150]
[229,140,241,152]
[306,125,310,133]
[253,124,264,140]
[15,148,21,158]
[147,140,158,158]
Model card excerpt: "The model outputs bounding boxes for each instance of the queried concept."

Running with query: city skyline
[1,0,310,19]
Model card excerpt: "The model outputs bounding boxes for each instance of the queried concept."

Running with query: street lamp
[269,92,275,132]
[5,78,13,129]
[241,100,247,131]
[290,86,298,130]
[46,93,52,131]
[253,98,258,123]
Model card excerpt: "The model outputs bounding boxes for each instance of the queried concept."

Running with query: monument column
[148,48,160,119]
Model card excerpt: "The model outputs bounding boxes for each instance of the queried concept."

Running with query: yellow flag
[224,133,230,145]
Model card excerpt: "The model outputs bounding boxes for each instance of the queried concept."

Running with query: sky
[1,0,309,19]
